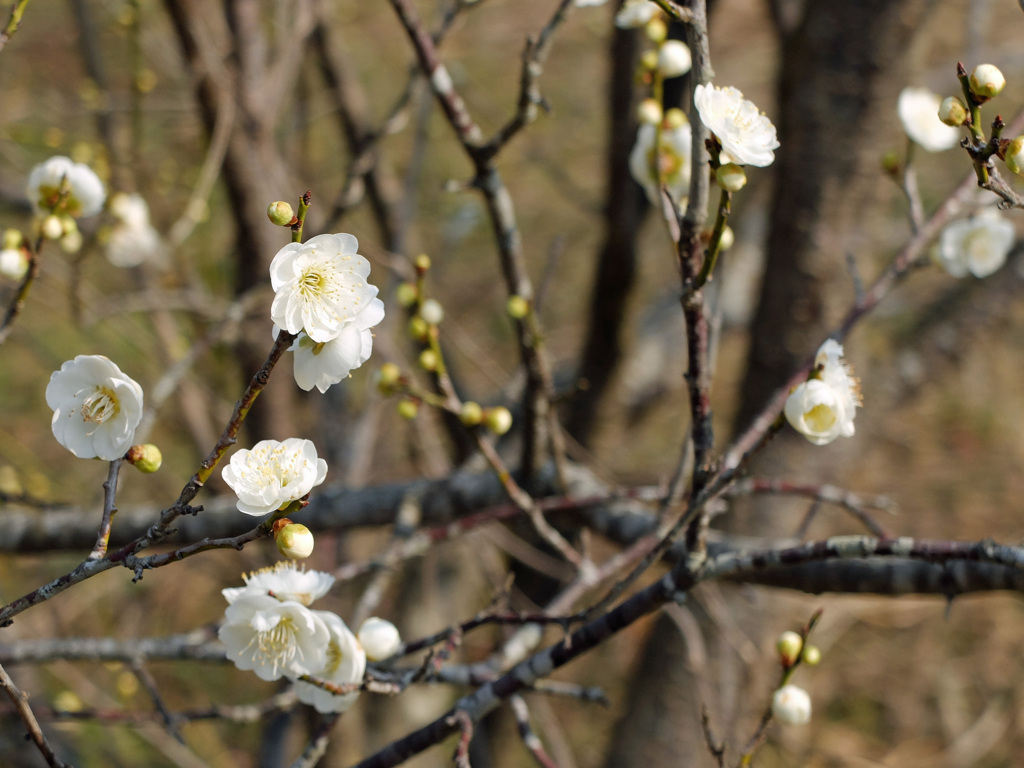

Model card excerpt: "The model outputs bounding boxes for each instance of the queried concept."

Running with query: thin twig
[0,662,71,768]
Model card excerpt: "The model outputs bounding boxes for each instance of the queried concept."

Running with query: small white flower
[221,438,328,516]
[0,248,28,280]
[693,84,779,167]
[219,592,329,682]
[772,684,811,725]
[615,0,659,28]
[282,294,384,394]
[935,208,1015,279]
[358,617,402,661]
[106,193,167,269]
[26,156,106,218]
[628,117,692,208]
[897,87,960,152]
[657,40,692,79]
[291,611,367,713]
[784,340,860,446]
[270,233,380,344]
[222,562,334,607]
[46,355,144,461]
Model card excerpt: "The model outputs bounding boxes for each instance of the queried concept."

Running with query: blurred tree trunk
[603,2,934,765]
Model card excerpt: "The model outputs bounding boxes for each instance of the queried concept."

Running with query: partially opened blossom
[222,562,334,607]
[897,87,960,152]
[784,340,860,446]
[772,684,812,725]
[694,84,779,167]
[628,114,692,208]
[26,156,106,218]
[221,438,328,516]
[270,233,380,343]
[291,611,367,713]
[46,355,144,460]
[615,0,659,28]
[935,208,1015,278]
[218,592,329,682]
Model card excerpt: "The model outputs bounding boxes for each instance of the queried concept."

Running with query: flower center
[81,387,119,425]
[803,404,836,433]
[250,615,300,676]
[324,640,343,676]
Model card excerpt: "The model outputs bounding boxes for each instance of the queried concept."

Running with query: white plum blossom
[897,87,960,152]
[46,355,144,461]
[280,294,384,393]
[0,247,28,280]
[222,562,335,607]
[270,233,380,344]
[628,115,692,208]
[784,340,860,446]
[218,592,329,682]
[221,438,328,516]
[106,193,167,268]
[935,208,1015,279]
[615,0,659,28]
[291,611,367,713]
[26,156,106,218]
[358,617,402,661]
[772,684,812,725]
[693,84,779,167]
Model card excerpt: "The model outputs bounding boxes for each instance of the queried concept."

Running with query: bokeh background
[3,0,1024,766]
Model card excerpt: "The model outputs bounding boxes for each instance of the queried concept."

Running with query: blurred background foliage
[3,0,1024,766]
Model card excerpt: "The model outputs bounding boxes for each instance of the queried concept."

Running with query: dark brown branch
[0,662,71,768]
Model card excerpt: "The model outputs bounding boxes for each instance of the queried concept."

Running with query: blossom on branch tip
[221,438,328,516]
[935,208,1015,279]
[218,592,329,682]
[784,340,860,446]
[772,684,812,725]
[897,87,960,152]
[358,617,402,661]
[46,355,144,461]
[222,562,334,607]
[291,611,366,713]
[26,156,106,218]
[628,115,692,208]
[693,84,779,167]
[270,233,380,344]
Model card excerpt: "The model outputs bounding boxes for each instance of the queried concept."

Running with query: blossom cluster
[270,233,385,393]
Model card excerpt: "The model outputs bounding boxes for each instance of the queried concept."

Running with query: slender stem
[90,459,124,559]
[0,0,32,54]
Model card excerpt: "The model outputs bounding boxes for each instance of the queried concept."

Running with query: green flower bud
[459,401,483,426]
[3,229,23,250]
[663,108,687,130]
[1004,136,1024,175]
[414,253,431,273]
[506,295,530,319]
[484,406,513,436]
[275,522,314,560]
[718,225,735,252]
[938,96,968,127]
[637,98,663,126]
[396,281,419,308]
[377,362,402,394]
[126,443,162,473]
[267,201,295,226]
[419,348,439,372]
[408,315,430,341]
[41,215,64,240]
[970,63,1005,99]
[60,229,83,254]
[645,17,667,44]
[715,163,747,192]
[776,630,803,667]
[802,644,821,666]
[397,398,419,420]
[640,50,659,72]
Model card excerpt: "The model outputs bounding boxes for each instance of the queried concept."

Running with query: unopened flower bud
[1004,136,1024,175]
[970,64,1005,99]
[414,253,431,273]
[637,98,663,126]
[802,644,821,666]
[772,684,811,725]
[484,406,513,436]
[419,348,439,372]
[664,108,687,130]
[644,17,667,44]
[358,617,402,661]
[3,229,22,250]
[459,400,483,426]
[408,315,430,341]
[60,229,83,254]
[938,96,968,127]
[397,398,419,420]
[377,362,402,394]
[718,225,735,252]
[506,295,530,319]
[126,443,162,473]
[656,40,692,79]
[0,248,28,280]
[267,201,295,226]
[275,521,315,560]
[396,281,419,307]
[420,298,444,325]
[881,151,901,176]
[42,215,64,240]
[776,630,803,667]
[715,163,747,192]
[640,50,659,72]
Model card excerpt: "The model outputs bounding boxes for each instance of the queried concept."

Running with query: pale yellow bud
[267,201,295,226]
[637,98,663,126]
[484,406,513,436]
[395,282,419,307]
[715,163,746,192]
[938,96,968,127]
[420,298,444,325]
[970,64,1005,99]
[275,522,315,560]
[459,401,483,426]
[1004,136,1024,176]
[397,398,419,420]
[644,18,667,44]
[126,443,163,473]
[776,630,803,667]
[506,295,530,319]
[663,108,687,130]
